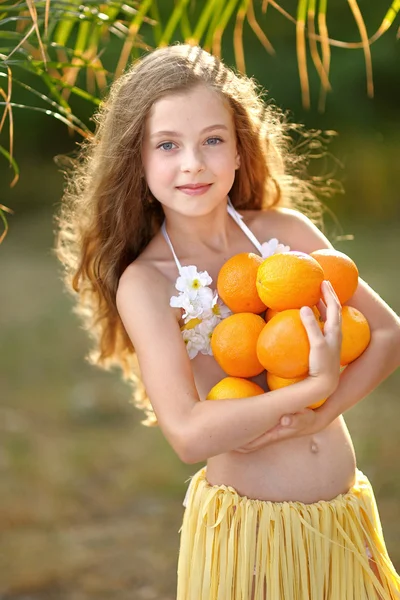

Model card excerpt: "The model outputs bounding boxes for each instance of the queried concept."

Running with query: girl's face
[142,84,240,218]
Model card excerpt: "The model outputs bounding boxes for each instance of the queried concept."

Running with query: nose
[180,147,205,173]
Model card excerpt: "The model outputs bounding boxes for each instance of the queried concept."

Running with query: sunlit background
[1,2,399,598]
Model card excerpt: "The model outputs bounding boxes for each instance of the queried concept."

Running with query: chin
[179,193,229,215]
[183,203,224,218]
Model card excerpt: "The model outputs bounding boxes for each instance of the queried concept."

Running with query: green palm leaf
[0,0,399,243]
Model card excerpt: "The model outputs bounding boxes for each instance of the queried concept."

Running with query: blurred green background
[1,2,399,598]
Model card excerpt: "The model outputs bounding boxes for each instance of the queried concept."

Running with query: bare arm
[318,277,400,421]
[235,209,400,452]
[116,263,341,464]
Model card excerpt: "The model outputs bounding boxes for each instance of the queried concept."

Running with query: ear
[235,152,241,170]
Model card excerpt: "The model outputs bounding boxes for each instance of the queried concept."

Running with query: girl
[56,44,400,599]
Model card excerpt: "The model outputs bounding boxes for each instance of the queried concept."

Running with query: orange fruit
[265,305,320,322]
[340,306,370,365]
[310,249,359,305]
[217,252,267,313]
[256,252,324,311]
[207,377,264,400]
[265,307,279,322]
[211,313,265,377]
[266,372,326,409]
[257,309,324,378]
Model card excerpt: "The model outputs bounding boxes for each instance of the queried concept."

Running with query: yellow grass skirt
[177,467,400,600]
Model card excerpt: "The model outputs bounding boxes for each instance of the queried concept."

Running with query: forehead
[145,85,233,134]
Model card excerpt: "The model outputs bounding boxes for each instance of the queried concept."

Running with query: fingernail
[281,416,291,426]
[300,307,313,318]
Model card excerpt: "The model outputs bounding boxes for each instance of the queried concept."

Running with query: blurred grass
[0,209,399,598]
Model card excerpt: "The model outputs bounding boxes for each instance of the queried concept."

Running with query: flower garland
[170,239,290,359]
[170,266,231,359]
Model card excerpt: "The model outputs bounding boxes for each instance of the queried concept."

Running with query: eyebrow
[150,124,229,138]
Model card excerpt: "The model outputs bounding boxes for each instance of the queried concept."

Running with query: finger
[321,278,340,303]
[322,282,341,327]
[322,281,341,318]
[251,425,294,446]
[300,306,325,343]
[282,409,316,433]
[316,299,327,321]
[322,281,342,340]
[236,427,279,452]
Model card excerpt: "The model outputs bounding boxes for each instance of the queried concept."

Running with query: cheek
[144,152,175,186]
[212,148,238,174]
[213,141,237,162]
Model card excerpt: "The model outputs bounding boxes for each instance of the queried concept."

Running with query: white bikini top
[161,198,290,359]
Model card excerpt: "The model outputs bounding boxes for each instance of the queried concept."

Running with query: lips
[177,184,211,189]
[176,183,212,196]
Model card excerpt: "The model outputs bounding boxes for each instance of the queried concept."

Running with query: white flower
[170,292,200,319]
[197,318,219,355]
[182,327,205,359]
[196,286,215,309]
[175,265,212,300]
[212,295,232,319]
[260,238,291,259]
[201,292,232,321]
[170,263,239,359]
[171,282,216,321]
[180,314,221,358]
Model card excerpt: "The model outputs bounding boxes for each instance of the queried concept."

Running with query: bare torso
[138,208,357,503]
[192,355,356,503]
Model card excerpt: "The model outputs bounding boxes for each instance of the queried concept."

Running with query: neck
[163,199,233,255]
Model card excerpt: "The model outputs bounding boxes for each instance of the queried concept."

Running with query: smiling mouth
[177,184,212,189]
[176,183,213,196]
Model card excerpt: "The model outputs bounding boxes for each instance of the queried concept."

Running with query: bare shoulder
[117,263,166,332]
[116,258,199,460]
[117,229,178,314]
[117,258,170,305]
[243,206,334,253]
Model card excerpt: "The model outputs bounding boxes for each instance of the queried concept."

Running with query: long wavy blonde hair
[56,44,328,426]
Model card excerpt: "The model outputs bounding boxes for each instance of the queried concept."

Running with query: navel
[310,440,319,454]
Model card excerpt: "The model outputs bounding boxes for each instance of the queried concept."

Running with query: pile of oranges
[207,249,371,409]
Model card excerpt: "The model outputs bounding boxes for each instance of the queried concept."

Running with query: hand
[235,281,341,455]
[234,404,330,454]
[300,280,342,398]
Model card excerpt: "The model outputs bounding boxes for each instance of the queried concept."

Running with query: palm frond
[233,0,248,73]
[115,0,154,79]
[307,0,330,95]
[0,0,398,242]
[0,70,90,130]
[213,0,241,58]
[347,0,373,98]
[368,0,400,44]
[159,0,191,46]
[204,0,225,51]
[296,0,310,110]
[0,145,19,186]
[191,0,217,45]
[247,0,274,55]
[317,0,331,113]
[0,198,15,244]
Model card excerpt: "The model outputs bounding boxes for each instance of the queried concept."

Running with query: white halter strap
[161,198,263,273]
[226,197,264,255]
[161,221,183,272]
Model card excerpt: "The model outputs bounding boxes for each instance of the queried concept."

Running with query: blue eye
[158,142,176,151]
[205,137,222,145]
